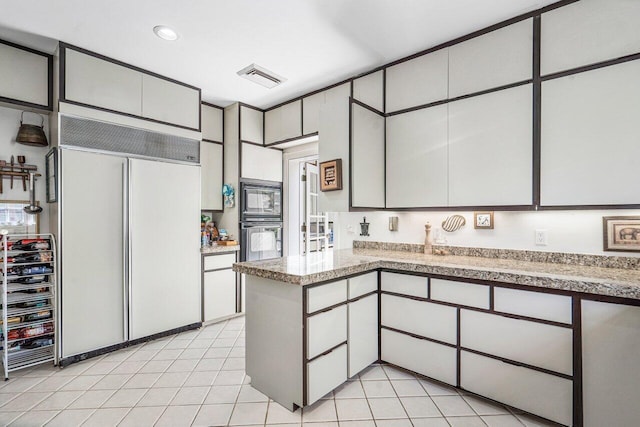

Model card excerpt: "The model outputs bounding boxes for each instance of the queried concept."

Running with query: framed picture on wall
[474,212,494,229]
[319,159,343,192]
[603,216,640,252]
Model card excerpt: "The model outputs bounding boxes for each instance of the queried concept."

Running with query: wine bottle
[13,265,53,276]
[12,252,52,263]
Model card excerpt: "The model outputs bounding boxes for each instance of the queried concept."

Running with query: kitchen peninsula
[234,243,640,427]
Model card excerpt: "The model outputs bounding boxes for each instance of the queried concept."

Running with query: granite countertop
[232,247,640,300]
[201,244,240,254]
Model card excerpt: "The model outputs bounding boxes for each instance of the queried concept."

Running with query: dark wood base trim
[58,322,201,368]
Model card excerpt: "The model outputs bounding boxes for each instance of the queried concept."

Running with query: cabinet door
[382,329,456,386]
[302,92,323,135]
[240,105,264,144]
[202,104,223,142]
[541,0,640,75]
[241,143,283,182]
[385,49,448,113]
[540,60,640,206]
[307,305,347,359]
[129,159,201,339]
[201,142,223,211]
[353,71,384,112]
[382,295,457,345]
[386,105,448,208]
[380,272,428,298]
[0,42,49,107]
[348,294,378,378]
[449,19,532,98]
[461,310,573,375]
[65,48,142,116]
[265,100,302,144]
[307,343,347,405]
[203,269,237,321]
[448,84,533,207]
[351,103,385,208]
[461,351,572,426]
[582,300,640,427]
[141,74,200,129]
[60,150,126,357]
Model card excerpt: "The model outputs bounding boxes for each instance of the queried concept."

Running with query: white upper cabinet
[302,92,323,135]
[541,0,640,75]
[241,143,282,182]
[240,105,264,144]
[65,48,142,116]
[201,104,224,142]
[351,103,385,208]
[200,142,223,211]
[449,19,533,98]
[265,100,302,144]
[0,42,49,108]
[541,60,640,206]
[385,49,448,113]
[448,84,532,206]
[64,46,200,130]
[386,105,448,208]
[141,74,200,130]
[353,70,384,112]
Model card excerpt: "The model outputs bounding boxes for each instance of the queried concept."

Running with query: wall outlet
[535,229,548,246]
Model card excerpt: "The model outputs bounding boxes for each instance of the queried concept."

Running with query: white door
[60,149,126,357]
[129,159,201,339]
[304,162,328,255]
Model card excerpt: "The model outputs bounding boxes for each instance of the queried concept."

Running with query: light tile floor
[0,317,557,426]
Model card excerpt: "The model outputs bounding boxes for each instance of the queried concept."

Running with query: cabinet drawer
[382,294,456,345]
[348,272,378,299]
[307,280,347,313]
[307,305,347,360]
[203,269,237,321]
[381,272,428,298]
[461,351,572,426]
[307,343,347,405]
[494,287,572,324]
[203,253,236,271]
[430,278,489,309]
[461,310,572,375]
[381,329,456,386]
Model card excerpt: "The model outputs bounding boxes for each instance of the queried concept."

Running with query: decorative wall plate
[442,215,466,232]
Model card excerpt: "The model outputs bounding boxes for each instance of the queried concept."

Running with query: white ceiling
[0,0,559,109]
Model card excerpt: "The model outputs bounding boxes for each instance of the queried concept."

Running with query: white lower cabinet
[461,351,573,426]
[382,294,456,344]
[202,253,237,322]
[461,310,573,376]
[203,269,237,321]
[348,294,378,378]
[381,329,457,386]
[307,305,347,360]
[307,344,347,404]
[582,300,640,427]
[381,272,428,298]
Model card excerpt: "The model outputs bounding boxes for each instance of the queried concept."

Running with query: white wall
[0,105,51,233]
[333,209,640,257]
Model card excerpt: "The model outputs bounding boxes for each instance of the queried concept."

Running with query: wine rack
[1,231,57,379]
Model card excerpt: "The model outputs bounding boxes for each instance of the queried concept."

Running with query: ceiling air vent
[237,63,286,89]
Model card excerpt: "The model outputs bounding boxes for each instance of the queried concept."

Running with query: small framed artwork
[45,148,58,203]
[474,212,494,229]
[319,159,343,192]
[603,216,640,252]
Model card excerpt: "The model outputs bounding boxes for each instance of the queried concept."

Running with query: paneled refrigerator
[56,116,201,361]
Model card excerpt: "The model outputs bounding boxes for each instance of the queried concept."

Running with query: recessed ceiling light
[153,25,178,41]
